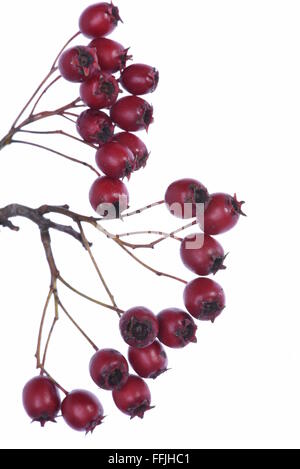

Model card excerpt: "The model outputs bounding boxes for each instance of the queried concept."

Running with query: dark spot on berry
[211,256,227,275]
[136,151,149,170]
[201,301,220,317]
[108,369,123,387]
[128,319,151,340]
[143,108,153,126]
[77,48,94,68]
[100,81,116,97]
[97,124,113,143]
[111,6,122,25]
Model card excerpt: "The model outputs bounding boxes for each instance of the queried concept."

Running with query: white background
[0,0,299,450]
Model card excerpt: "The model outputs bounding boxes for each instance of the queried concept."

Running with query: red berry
[89,349,129,391]
[79,2,122,39]
[113,132,150,170]
[120,64,159,95]
[58,46,99,83]
[89,176,129,218]
[201,193,246,235]
[157,308,197,349]
[96,142,135,179]
[89,38,131,74]
[180,233,227,276]
[62,390,104,433]
[120,307,159,349]
[111,96,154,132]
[22,376,61,427]
[128,340,168,379]
[165,179,209,219]
[184,278,226,322]
[77,109,114,144]
[112,375,152,419]
[80,72,119,110]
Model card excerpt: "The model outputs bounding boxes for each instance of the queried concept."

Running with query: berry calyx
[120,64,159,95]
[61,390,104,434]
[110,96,154,132]
[119,307,159,349]
[89,176,129,218]
[77,109,114,144]
[89,349,129,391]
[157,309,197,349]
[79,2,122,39]
[180,233,227,276]
[113,132,150,170]
[128,340,168,379]
[96,142,135,180]
[58,46,100,83]
[165,179,209,219]
[112,375,153,419]
[184,278,226,322]
[22,376,61,427]
[80,72,120,110]
[89,38,131,74]
[201,193,246,235]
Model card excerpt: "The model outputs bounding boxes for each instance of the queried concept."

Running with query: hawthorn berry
[180,233,227,276]
[120,64,159,95]
[112,375,153,419]
[77,109,114,144]
[157,308,197,349]
[62,390,104,433]
[79,2,122,39]
[165,179,209,219]
[89,176,129,218]
[120,307,159,349]
[110,96,154,132]
[128,340,168,379]
[80,72,120,110]
[113,132,150,170]
[89,349,129,391]
[201,193,246,235]
[58,46,99,83]
[22,376,61,427]
[89,37,131,74]
[96,142,135,179]
[184,278,226,322]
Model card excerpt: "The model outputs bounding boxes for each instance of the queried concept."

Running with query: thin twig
[59,300,98,351]
[78,223,118,309]
[35,288,54,368]
[51,31,81,70]
[18,129,97,149]
[30,76,62,116]
[58,276,123,316]
[104,200,165,221]
[116,230,183,241]
[11,139,100,176]
[41,316,58,369]
[41,368,68,395]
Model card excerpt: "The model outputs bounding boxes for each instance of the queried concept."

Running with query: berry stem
[58,276,124,316]
[58,299,99,351]
[11,139,100,176]
[17,129,97,149]
[100,200,165,221]
[41,315,58,369]
[29,75,62,117]
[35,288,54,369]
[78,222,119,311]
[116,230,183,242]
[41,368,69,396]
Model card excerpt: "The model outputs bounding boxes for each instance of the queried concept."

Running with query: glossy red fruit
[62,390,104,433]
[22,376,61,427]
[89,176,129,218]
[80,72,119,109]
[120,64,159,95]
[77,109,114,144]
[111,96,154,132]
[165,179,209,219]
[79,2,122,39]
[90,38,131,74]
[96,142,135,179]
[157,308,197,349]
[180,233,227,276]
[184,278,226,322]
[112,375,152,419]
[89,349,129,391]
[120,307,159,349]
[113,132,149,170]
[201,193,246,235]
[128,340,168,379]
[58,46,99,83]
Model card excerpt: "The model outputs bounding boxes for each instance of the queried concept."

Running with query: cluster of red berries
[57,2,158,218]
[165,178,245,322]
[21,3,245,434]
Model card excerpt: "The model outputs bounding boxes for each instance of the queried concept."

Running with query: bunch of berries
[21,2,245,434]
[58,2,158,219]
